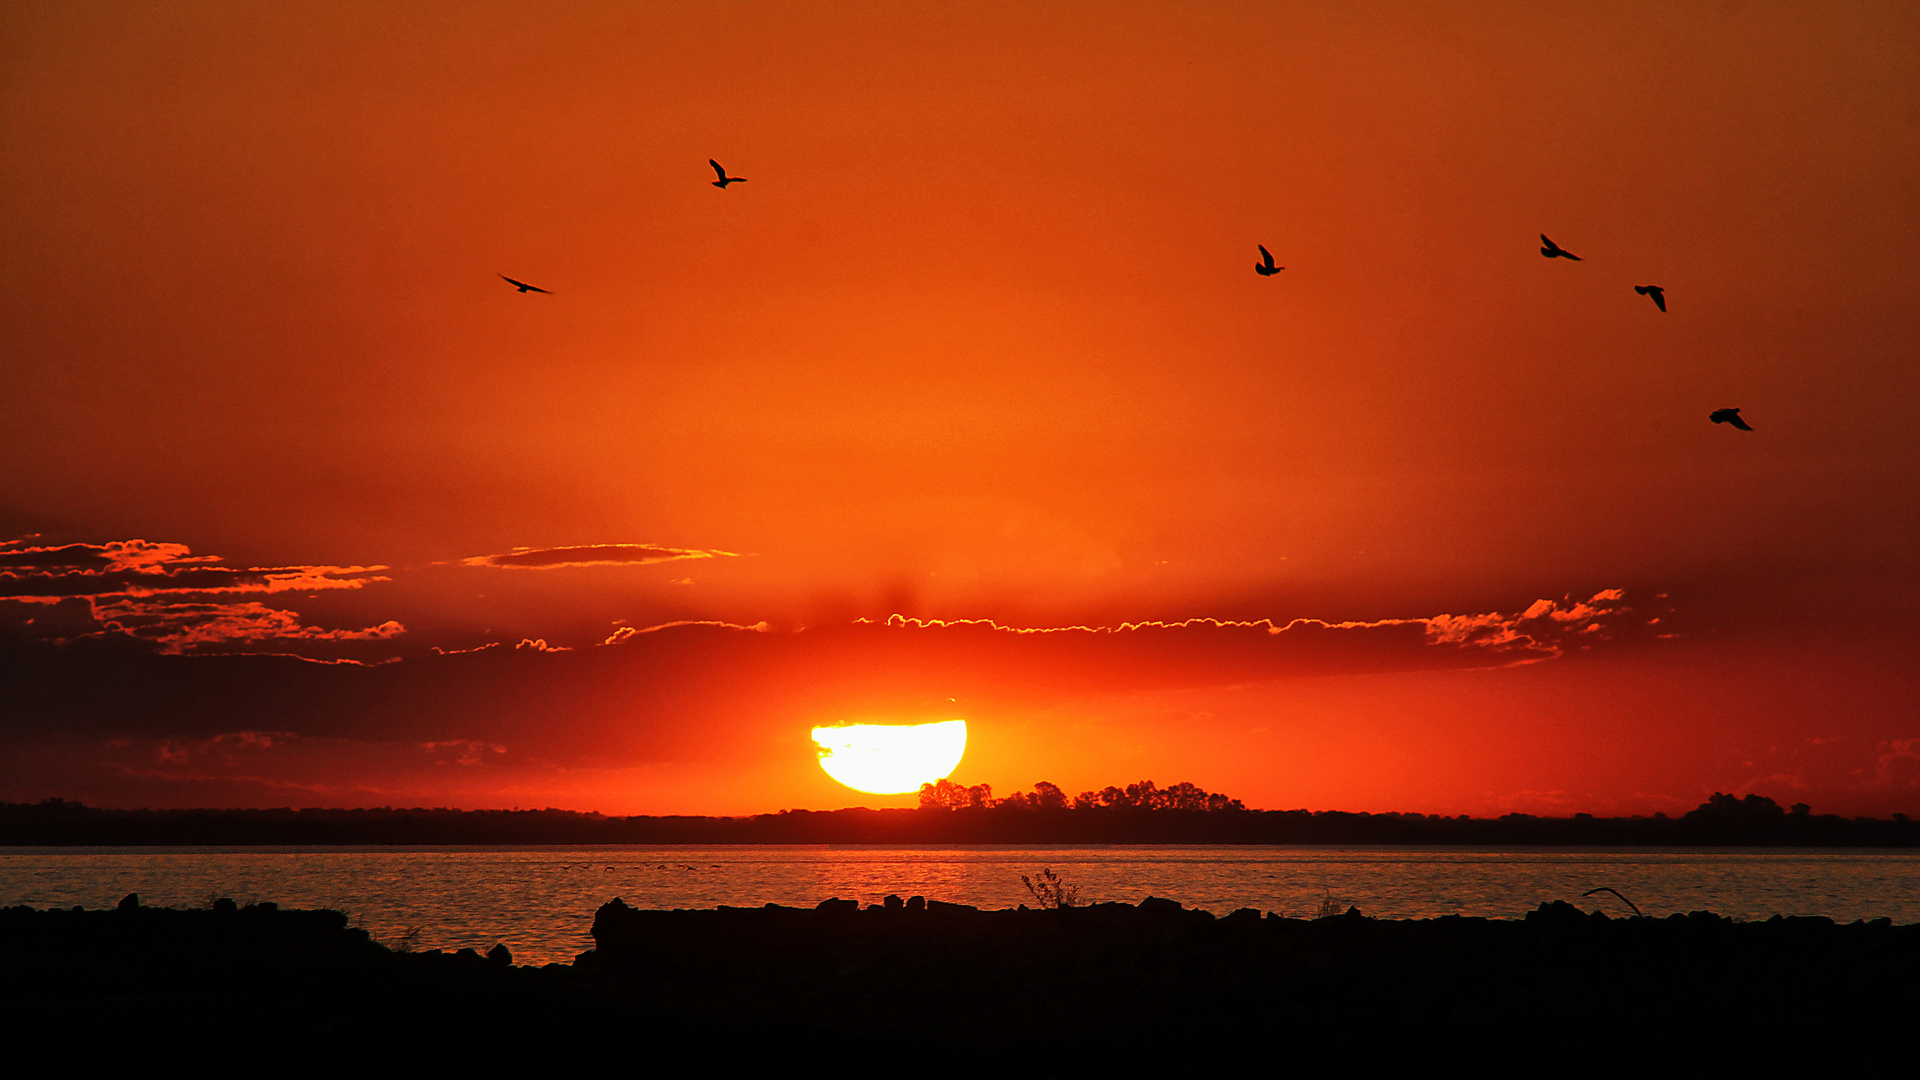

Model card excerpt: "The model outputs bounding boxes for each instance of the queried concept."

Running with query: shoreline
[8,798,1917,847]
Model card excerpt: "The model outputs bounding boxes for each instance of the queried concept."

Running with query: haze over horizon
[3,2,1915,817]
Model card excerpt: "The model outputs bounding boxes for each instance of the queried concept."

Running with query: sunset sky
[3,1,1916,816]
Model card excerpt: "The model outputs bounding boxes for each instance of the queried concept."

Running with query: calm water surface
[5,845,1916,966]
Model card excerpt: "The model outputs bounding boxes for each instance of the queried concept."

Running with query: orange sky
[2,2,1916,816]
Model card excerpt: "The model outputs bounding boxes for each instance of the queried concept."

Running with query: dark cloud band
[0,538,397,653]
[459,543,741,570]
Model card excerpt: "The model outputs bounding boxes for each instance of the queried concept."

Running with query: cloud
[0,538,400,654]
[0,539,206,573]
[0,590,1639,753]
[0,539,386,599]
[459,543,740,570]
[1875,739,1920,789]
[0,586,1680,808]
[1427,590,1630,653]
[420,739,509,766]
[154,729,299,765]
[513,638,570,652]
[599,619,772,646]
[89,599,405,653]
[875,588,1633,667]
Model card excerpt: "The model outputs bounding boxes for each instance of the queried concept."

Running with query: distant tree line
[917,779,1245,813]
[0,790,1913,846]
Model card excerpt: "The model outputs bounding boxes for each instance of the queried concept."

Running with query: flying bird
[1582,887,1643,917]
[1710,408,1753,430]
[1255,244,1283,276]
[1635,284,1667,312]
[709,159,745,188]
[498,274,551,294]
[1539,234,1582,260]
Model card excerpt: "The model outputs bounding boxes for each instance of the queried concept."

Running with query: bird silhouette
[1710,408,1753,430]
[1255,244,1283,276]
[498,274,551,294]
[1539,234,1582,260]
[1582,887,1643,916]
[1635,284,1667,312]
[709,160,745,188]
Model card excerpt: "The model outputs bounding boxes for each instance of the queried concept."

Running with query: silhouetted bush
[1020,867,1079,909]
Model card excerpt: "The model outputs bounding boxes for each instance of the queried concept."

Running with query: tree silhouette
[921,778,1243,812]
[917,779,993,809]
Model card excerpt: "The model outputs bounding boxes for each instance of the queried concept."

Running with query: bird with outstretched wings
[1710,408,1753,430]
[710,159,745,188]
[1255,244,1283,276]
[1635,284,1667,312]
[1540,234,1581,260]
[499,274,551,294]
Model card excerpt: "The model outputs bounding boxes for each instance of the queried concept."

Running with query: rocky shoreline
[4,893,1915,1063]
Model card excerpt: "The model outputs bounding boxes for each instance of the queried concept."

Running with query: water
[5,845,1917,966]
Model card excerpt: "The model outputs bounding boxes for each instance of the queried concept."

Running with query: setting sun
[811,720,969,795]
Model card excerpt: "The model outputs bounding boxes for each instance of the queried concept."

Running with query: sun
[811,720,968,795]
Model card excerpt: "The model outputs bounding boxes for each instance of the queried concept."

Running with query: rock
[116,893,139,912]
[1525,901,1584,924]
[486,943,512,966]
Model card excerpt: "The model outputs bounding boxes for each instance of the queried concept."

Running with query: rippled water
[5,845,1917,966]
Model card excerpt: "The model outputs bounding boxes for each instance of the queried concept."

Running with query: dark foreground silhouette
[3,894,1913,1064]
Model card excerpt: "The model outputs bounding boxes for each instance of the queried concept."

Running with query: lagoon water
[5,845,1918,966]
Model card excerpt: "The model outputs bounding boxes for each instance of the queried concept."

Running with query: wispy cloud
[1874,739,1920,789]
[513,637,569,652]
[420,739,509,766]
[89,599,405,652]
[0,539,386,599]
[0,587,1659,804]
[0,538,400,654]
[459,543,741,570]
[1425,590,1630,656]
[866,589,1632,666]
[599,619,772,646]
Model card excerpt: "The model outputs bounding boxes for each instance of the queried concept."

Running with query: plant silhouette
[1021,867,1080,909]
